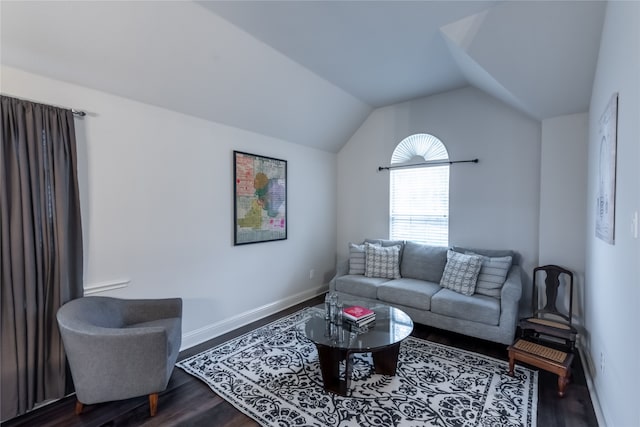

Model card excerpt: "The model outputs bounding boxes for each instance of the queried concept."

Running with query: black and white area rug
[177,308,537,426]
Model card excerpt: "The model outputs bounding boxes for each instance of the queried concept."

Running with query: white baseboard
[180,284,328,351]
[577,345,607,427]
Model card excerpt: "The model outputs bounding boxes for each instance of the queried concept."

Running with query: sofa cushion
[377,278,442,311]
[452,246,519,266]
[471,254,513,298]
[431,289,501,326]
[365,243,401,279]
[400,241,448,283]
[335,275,391,299]
[439,250,483,296]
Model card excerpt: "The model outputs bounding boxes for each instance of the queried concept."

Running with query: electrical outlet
[309,269,315,280]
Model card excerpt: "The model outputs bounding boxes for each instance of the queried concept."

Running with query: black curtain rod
[1,94,86,117]
[378,158,478,171]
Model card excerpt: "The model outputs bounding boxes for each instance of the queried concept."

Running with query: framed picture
[233,151,287,245]
[595,93,618,244]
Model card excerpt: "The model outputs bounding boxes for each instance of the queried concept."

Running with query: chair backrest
[531,265,574,324]
[57,297,125,330]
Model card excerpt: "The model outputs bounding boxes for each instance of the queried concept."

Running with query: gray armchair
[56,296,182,416]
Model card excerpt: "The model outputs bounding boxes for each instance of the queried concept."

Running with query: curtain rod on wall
[1,94,86,117]
[378,158,478,171]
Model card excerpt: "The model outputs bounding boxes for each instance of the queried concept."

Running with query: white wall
[539,113,588,325]
[1,66,337,349]
[585,2,640,426]
[337,86,541,312]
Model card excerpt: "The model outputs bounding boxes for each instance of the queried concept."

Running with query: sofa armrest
[499,265,523,329]
[329,259,349,291]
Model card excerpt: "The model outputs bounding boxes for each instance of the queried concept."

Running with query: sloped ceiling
[0,1,605,153]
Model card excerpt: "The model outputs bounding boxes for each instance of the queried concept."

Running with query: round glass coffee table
[303,302,413,396]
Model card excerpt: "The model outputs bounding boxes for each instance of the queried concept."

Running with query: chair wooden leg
[508,354,515,376]
[558,367,572,397]
[75,400,84,415]
[149,393,158,416]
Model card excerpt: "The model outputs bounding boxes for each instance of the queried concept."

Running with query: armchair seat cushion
[126,317,182,359]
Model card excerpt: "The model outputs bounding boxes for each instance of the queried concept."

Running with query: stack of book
[342,305,376,327]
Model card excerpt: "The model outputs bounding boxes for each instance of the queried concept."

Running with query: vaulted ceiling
[1,1,606,152]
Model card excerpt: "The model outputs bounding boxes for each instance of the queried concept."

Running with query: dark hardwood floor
[2,295,598,427]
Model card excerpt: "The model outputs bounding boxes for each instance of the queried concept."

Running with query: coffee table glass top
[304,302,413,351]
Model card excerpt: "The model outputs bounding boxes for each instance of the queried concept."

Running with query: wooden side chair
[510,265,577,397]
[518,265,577,351]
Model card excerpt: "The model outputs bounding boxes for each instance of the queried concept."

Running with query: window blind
[390,165,449,246]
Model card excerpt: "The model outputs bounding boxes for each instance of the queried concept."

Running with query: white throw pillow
[469,253,513,298]
[364,243,401,279]
[348,243,366,275]
[440,250,483,296]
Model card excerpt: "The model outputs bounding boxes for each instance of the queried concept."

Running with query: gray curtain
[1,95,83,421]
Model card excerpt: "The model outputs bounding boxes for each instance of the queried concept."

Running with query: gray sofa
[329,239,522,345]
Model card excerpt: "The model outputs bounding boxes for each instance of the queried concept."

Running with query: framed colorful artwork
[233,151,287,245]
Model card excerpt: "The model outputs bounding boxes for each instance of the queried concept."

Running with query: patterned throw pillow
[470,253,513,298]
[440,250,483,296]
[348,243,366,275]
[364,243,401,279]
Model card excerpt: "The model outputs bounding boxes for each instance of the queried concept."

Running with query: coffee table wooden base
[315,341,402,396]
[372,343,401,375]
[304,304,413,397]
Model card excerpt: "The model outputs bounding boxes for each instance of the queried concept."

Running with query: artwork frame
[595,93,618,245]
[233,151,287,245]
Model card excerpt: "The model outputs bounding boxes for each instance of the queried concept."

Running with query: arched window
[389,134,449,246]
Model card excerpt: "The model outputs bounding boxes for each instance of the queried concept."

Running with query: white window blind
[389,134,449,246]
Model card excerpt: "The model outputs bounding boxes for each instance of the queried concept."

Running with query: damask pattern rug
[177,308,537,426]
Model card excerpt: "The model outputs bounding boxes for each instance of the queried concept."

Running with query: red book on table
[343,306,375,321]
